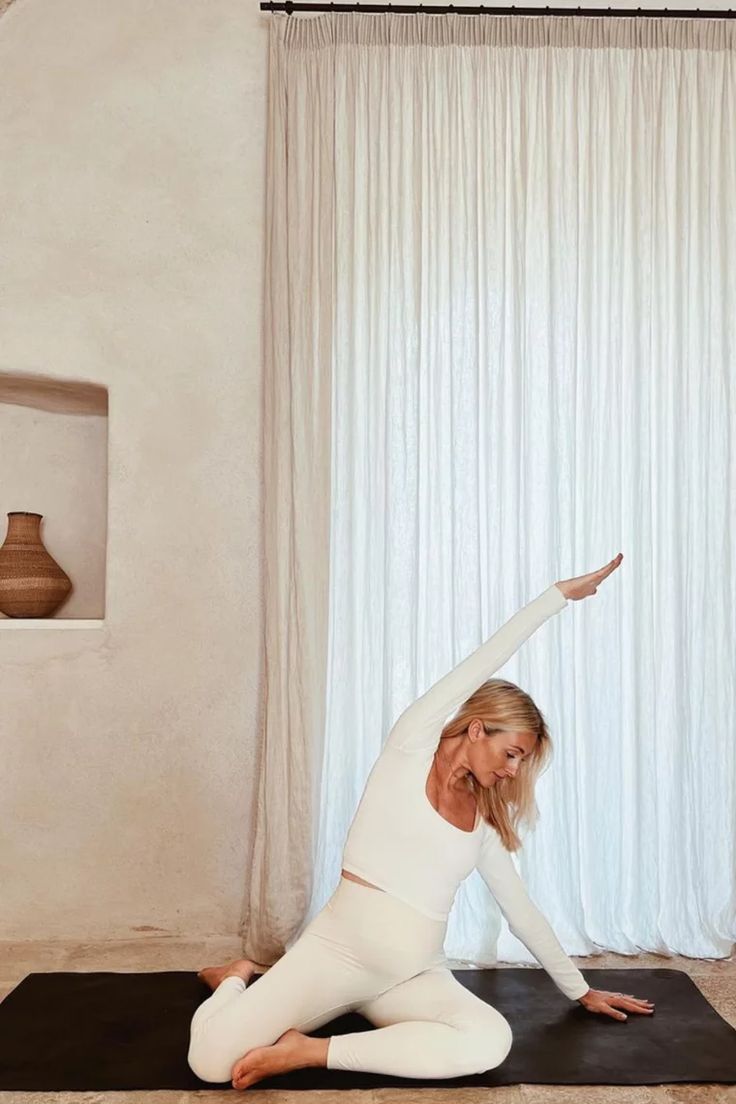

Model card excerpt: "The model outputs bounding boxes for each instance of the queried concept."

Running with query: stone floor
[0,939,734,1104]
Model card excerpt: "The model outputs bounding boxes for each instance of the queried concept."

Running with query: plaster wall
[0,0,265,939]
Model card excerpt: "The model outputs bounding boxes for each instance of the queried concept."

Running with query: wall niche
[0,371,108,623]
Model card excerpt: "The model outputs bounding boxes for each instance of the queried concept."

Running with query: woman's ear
[467,718,485,742]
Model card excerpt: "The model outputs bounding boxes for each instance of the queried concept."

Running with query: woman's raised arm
[384,553,623,755]
[384,582,569,753]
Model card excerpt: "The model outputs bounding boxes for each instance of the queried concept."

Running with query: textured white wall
[0,0,266,939]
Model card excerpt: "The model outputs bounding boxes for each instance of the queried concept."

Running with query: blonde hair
[439,677,553,852]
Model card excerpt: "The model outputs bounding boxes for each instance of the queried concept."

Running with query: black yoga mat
[0,967,734,1091]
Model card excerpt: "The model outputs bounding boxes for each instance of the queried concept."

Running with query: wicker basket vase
[0,512,73,618]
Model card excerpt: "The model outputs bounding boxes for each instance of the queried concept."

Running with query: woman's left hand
[577,987,655,1020]
[556,553,623,601]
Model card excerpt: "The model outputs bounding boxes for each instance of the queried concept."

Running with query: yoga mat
[0,967,734,1091]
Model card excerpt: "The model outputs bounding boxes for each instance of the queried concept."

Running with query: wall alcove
[0,371,108,625]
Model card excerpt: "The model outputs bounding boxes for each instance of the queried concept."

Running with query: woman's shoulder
[382,712,442,755]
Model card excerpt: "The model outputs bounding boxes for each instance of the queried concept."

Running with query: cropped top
[340,581,589,1001]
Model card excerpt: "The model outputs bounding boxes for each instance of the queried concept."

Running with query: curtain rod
[260,2,735,15]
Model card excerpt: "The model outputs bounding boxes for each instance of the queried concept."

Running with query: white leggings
[188,877,513,1084]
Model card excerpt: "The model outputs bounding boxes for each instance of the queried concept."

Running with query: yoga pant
[187,877,513,1084]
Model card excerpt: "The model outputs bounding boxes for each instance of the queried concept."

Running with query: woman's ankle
[225,958,259,981]
[304,1035,330,1068]
[220,967,252,983]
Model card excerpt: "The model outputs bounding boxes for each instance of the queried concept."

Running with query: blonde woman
[189,552,654,1091]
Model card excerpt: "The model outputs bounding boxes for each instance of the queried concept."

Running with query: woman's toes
[231,1033,305,1089]
[231,1046,271,1089]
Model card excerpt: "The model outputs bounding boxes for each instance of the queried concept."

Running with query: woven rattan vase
[0,512,73,618]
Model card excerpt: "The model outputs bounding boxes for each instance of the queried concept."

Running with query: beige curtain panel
[241,14,336,962]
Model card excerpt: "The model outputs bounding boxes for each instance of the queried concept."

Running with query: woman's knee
[187,1019,251,1085]
[454,1011,513,1075]
[187,1036,235,1085]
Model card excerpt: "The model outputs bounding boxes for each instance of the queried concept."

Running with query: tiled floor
[0,940,734,1104]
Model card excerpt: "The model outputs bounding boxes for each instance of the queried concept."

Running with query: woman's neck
[434,737,475,796]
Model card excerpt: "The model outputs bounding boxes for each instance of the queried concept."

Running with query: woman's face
[466,720,536,788]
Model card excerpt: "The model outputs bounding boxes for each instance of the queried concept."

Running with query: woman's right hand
[556,553,623,601]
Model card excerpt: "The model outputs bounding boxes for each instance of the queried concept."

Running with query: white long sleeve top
[340,581,589,1001]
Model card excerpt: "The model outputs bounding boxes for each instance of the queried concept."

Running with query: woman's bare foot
[231,1027,329,1090]
[197,958,265,992]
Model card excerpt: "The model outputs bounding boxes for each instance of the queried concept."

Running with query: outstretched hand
[556,553,623,601]
[578,986,655,1020]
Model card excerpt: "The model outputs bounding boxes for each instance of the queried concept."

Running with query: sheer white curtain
[266,11,735,966]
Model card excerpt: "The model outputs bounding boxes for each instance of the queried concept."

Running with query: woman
[188,552,654,1091]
